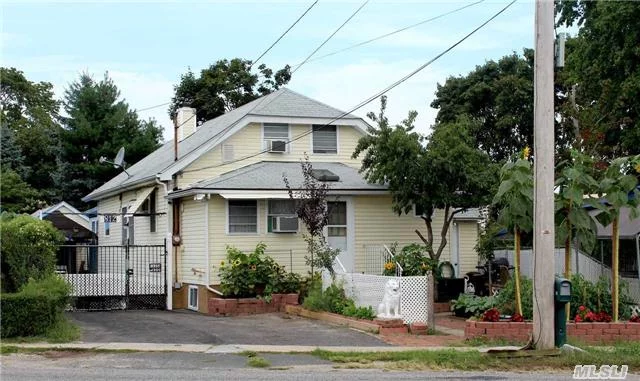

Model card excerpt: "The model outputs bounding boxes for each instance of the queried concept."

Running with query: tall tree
[353,96,498,261]
[556,1,640,158]
[0,67,63,203]
[0,169,42,214]
[61,73,163,207]
[169,58,291,124]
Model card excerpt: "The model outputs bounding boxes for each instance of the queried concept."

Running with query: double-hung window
[312,125,337,154]
[228,200,258,234]
[267,200,297,233]
[263,123,289,152]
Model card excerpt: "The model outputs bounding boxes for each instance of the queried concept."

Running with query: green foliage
[0,215,63,292]
[341,304,377,321]
[474,221,507,262]
[169,58,291,123]
[591,155,640,227]
[60,72,163,207]
[0,169,43,213]
[570,274,633,320]
[353,96,498,260]
[382,243,439,277]
[492,155,534,234]
[298,272,322,304]
[0,275,71,338]
[495,277,534,320]
[218,243,300,298]
[246,356,271,368]
[302,234,341,277]
[451,294,496,318]
[303,282,355,316]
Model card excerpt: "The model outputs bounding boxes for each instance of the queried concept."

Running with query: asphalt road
[69,310,388,346]
[1,351,585,381]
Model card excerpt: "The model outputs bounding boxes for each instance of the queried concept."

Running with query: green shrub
[298,272,322,304]
[342,303,377,320]
[218,243,300,298]
[382,243,440,277]
[0,215,63,292]
[495,276,534,320]
[0,275,70,338]
[570,274,633,319]
[303,282,349,314]
[451,294,496,318]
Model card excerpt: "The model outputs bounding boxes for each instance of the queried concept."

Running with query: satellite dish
[113,147,125,169]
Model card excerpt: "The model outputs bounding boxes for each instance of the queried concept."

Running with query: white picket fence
[494,248,640,304]
[323,271,432,325]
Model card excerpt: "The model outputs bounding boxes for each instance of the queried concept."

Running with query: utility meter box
[554,277,572,347]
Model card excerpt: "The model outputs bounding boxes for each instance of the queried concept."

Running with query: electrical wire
[250,0,320,69]
[182,0,517,175]
[135,102,171,112]
[294,0,485,67]
[291,0,370,75]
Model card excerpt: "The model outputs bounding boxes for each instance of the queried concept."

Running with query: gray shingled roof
[83,88,362,201]
[183,161,387,192]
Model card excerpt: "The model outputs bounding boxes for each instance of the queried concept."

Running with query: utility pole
[532,0,555,349]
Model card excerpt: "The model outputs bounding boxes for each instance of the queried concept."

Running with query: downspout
[636,233,640,282]
[203,195,223,296]
[156,177,173,310]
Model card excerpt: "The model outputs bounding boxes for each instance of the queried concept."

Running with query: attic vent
[311,169,339,182]
[222,144,234,162]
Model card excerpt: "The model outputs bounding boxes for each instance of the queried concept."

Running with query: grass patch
[240,350,258,358]
[311,341,640,372]
[247,356,271,368]
[2,317,80,344]
[457,336,527,347]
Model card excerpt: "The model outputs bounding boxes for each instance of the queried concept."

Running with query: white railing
[323,271,432,325]
[363,244,403,276]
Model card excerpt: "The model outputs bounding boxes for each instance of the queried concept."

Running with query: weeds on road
[2,317,80,344]
[247,356,271,368]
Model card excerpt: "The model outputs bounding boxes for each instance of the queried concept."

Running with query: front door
[327,201,353,272]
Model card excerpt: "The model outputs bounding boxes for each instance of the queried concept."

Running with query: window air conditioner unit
[272,216,298,233]
[268,140,287,153]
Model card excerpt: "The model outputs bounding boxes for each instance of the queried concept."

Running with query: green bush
[570,274,633,319]
[342,303,377,320]
[452,294,496,318]
[298,272,322,304]
[302,282,376,320]
[218,243,301,298]
[1,215,64,292]
[0,275,70,338]
[382,243,440,277]
[495,276,534,320]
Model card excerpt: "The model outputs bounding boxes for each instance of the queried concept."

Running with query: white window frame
[266,199,297,234]
[104,221,110,236]
[188,285,198,311]
[311,124,339,155]
[262,123,291,153]
[226,199,259,235]
[326,201,347,238]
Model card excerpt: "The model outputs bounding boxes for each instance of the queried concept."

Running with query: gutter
[636,233,640,282]
[156,177,173,310]
[166,188,389,199]
[83,176,158,202]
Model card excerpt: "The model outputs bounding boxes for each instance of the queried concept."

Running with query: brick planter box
[465,320,640,344]
[207,293,298,317]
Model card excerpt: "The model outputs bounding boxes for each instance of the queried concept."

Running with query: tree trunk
[564,221,572,321]
[612,215,619,322]
[514,227,522,316]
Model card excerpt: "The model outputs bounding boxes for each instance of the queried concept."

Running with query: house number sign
[149,263,162,272]
[104,215,117,223]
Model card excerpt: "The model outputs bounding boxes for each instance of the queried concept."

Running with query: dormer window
[263,123,289,153]
[312,125,337,154]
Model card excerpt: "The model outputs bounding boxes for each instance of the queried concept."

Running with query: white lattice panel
[324,272,431,324]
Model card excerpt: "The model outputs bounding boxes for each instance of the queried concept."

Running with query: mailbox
[554,277,572,347]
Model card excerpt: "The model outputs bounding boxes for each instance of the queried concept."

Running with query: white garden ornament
[377,279,402,318]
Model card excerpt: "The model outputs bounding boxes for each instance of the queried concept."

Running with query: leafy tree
[353,96,498,261]
[60,73,163,207]
[0,169,43,213]
[556,1,640,158]
[590,155,640,321]
[0,67,63,203]
[492,149,534,315]
[169,58,291,123]
[283,157,340,276]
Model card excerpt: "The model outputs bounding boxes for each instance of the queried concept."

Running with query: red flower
[596,312,612,323]
[510,313,524,322]
[482,308,501,322]
[575,315,583,323]
[630,316,640,323]
[579,306,586,312]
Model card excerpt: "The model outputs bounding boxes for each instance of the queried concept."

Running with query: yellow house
[83,88,481,313]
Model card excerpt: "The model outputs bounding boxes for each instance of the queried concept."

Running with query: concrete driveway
[69,310,389,347]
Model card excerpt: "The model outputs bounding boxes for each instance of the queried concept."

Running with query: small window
[228,200,258,234]
[263,123,289,152]
[327,201,347,237]
[149,190,156,233]
[104,221,110,236]
[312,125,337,154]
[267,200,296,233]
[188,285,198,311]
[91,220,97,233]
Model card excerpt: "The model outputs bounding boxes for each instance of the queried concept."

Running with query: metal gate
[57,242,167,311]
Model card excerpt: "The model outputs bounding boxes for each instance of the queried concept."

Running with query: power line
[295,0,485,67]
[250,0,320,69]
[291,0,370,75]
[182,0,517,175]
[136,102,171,112]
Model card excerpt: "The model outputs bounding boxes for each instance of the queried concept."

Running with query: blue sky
[2,0,541,141]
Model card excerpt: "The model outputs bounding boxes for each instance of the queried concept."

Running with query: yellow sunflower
[384,262,395,270]
[523,146,531,160]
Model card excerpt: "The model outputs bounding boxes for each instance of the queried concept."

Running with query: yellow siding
[96,187,167,246]
[179,199,208,284]
[353,195,452,272]
[177,123,365,187]
[457,221,479,274]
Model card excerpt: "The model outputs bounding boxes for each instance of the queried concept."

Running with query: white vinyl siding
[228,200,258,234]
[312,125,337,154]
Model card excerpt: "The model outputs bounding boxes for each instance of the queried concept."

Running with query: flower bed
[465,320,640,344]
[207,293,299,317]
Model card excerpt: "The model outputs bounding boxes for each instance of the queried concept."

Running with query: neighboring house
[32,201,94,243]
[83,88,481,313]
